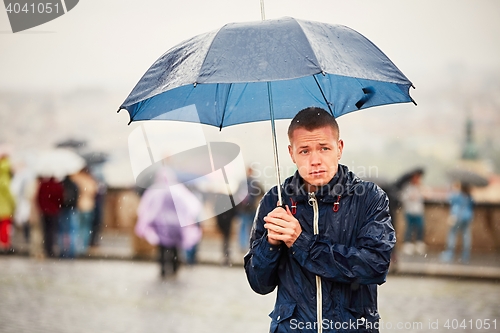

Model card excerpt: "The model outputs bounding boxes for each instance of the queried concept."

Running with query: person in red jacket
[36,177,64,257]
[0,154,15,253]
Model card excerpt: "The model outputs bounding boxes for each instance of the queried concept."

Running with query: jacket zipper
[308,192,322,333]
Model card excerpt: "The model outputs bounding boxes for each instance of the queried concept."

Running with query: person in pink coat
[135,167,202,277]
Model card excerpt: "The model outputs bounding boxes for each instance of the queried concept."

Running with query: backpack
[61,176,79,208]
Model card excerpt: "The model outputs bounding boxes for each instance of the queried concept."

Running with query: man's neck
[305,183,318,193]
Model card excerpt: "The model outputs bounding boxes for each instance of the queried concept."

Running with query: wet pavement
[1,256,500,333]
[378,276,500,333]
[0,256,275,333]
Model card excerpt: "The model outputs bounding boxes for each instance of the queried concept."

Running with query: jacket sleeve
[244,189,283,295]
[290,184,395,285]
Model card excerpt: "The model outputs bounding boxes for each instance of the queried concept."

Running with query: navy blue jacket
[244,165,395,333]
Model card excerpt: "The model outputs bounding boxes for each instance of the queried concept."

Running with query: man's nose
[309,150,321,165]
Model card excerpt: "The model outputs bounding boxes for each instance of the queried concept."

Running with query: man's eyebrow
[298,142,331,149]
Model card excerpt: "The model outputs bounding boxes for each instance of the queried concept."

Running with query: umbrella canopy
[55,138,87,150]
[119,17,415,204]
[36,149,86,179]
[394,166,425,190]
[120,17,414,125]
[81,151,109,166]
[447,168,489,187]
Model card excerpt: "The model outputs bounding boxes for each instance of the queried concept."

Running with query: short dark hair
[287,107,339,141]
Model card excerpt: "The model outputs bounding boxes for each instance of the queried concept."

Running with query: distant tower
[461,116,479,160]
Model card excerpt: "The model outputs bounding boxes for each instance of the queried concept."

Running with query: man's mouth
[310,170,326,176]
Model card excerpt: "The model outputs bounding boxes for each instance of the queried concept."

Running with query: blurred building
[393,116,500,253]
[457,116,500,203]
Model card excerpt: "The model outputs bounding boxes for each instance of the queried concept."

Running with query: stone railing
[103,188,500,254]
[393,200,500,253]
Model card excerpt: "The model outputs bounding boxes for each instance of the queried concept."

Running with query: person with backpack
[71,167,98,256]
[440,182,475,264]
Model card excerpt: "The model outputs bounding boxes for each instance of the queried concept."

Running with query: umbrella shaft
[268,82,283,206]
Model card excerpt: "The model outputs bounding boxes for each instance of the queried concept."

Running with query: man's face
[288,125,344,192]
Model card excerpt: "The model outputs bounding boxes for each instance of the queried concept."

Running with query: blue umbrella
[119,17,415,204]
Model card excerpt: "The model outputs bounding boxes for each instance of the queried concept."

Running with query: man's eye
[300,150,308,154]
[322,147,331,151]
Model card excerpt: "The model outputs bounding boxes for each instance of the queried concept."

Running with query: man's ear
[288,144,296,164]
[338,139,344,160]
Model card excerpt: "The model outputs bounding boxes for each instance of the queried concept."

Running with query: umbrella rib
[313,74,334,116]
[218,83,233,131]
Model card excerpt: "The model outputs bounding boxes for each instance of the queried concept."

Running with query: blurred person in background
[0,151,16,254]
[58,175,79,258]
[440,182,475,264]
[236,166,263,252]
[374,181,403,269]
[215,198,237,266]
[135,167,202,278]
[10,157,36,244]
[183,186,203,265]
[88,163,107,248]
[182,220,202,266]
[71,166,98,256]
[36,176,64,257]
[401,170,426,255]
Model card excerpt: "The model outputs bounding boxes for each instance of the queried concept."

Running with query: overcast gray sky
[0,0,499,93]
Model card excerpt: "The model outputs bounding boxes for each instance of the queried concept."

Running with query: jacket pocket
[345,306,380,331]
[269,303,296,332]
[345,284,380,327]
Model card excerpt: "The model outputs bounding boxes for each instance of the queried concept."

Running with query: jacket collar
[282,164,360,203]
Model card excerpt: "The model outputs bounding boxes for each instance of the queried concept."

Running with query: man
[244,107,395,333]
